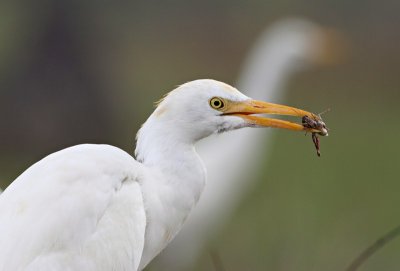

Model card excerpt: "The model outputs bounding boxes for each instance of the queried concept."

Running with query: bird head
[257,18,348,69]
[141,79,325,144]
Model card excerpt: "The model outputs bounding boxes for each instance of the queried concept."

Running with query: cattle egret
[0,79,324,271]
[158,19,340,270]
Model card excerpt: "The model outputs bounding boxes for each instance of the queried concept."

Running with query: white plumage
[158,18,339,270]
[0,79,320,271]
[0,145,145,271]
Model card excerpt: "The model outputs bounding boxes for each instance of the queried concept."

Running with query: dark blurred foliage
[1,2,113,155]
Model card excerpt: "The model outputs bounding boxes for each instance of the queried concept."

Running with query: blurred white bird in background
[0,79,324,271]
[157,18,343,270]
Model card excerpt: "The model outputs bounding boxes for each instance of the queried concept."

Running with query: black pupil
[214,100,221,107]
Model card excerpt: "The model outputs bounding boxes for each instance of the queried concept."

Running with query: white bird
[157,18,340,270]
[0,79,323,271]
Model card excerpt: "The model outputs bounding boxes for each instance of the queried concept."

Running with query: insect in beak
[302,114,329,156]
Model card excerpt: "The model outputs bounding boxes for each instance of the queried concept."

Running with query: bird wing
[0,144,146,271]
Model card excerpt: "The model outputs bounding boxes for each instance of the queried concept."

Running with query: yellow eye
[209,97,225,110]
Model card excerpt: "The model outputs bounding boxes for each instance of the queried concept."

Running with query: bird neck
[237,35,302,99]
[135,115,206,201]
[135,117,206,269]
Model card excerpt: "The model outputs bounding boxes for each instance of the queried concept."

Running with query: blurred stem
[345,224,400,271]
[209,249,226,271]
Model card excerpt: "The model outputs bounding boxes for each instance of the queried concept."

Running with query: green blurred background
[0,0,399,270]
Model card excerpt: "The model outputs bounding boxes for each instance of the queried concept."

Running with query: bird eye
[210,97,225,110]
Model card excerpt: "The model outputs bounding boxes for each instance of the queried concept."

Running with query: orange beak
[223,99,326,134]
